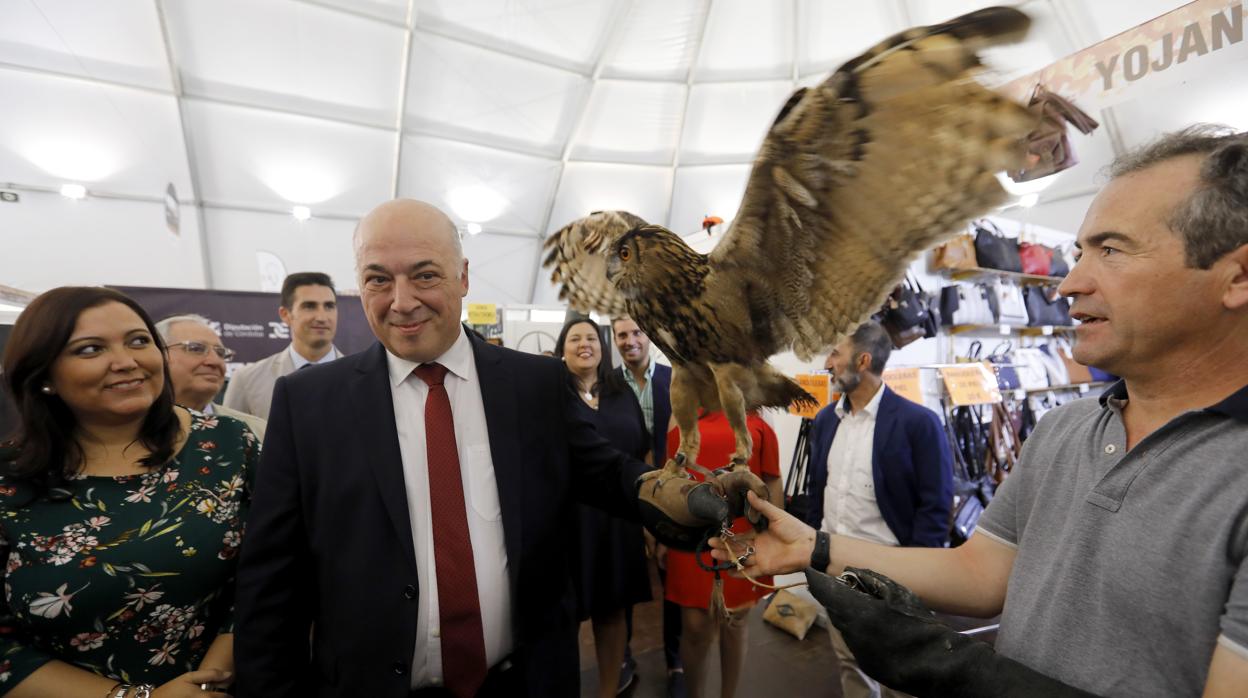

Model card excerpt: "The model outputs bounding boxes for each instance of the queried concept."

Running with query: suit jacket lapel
[871,387,900,488]
[349,343,418,573]
[469,334,523,591]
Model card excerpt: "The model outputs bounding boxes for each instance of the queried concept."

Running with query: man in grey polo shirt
[707,125,1248,697]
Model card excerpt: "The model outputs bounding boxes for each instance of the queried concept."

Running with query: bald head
[353,199,463,270]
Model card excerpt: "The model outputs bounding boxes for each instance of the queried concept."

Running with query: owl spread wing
[541,210,649,315]
[709,7,1038,360]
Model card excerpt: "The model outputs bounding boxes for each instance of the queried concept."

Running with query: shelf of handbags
[945,266,1067,287]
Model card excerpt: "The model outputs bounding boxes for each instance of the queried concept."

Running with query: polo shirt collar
[1098,379,1248,423]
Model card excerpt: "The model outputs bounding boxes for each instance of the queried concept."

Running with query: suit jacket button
[392,661,407,675]
[404,584,417,599]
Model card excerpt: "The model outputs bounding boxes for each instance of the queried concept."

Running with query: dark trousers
[624,566,683,670]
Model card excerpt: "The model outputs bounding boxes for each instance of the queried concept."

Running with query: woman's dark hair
[1,287,180,489]
[555,317,628,398]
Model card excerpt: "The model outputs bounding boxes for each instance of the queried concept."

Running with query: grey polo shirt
[977,381,1248,697]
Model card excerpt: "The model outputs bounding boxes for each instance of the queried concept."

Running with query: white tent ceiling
[0,0,1239,305]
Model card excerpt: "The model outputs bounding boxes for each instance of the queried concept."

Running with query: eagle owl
[544,7,1041,513]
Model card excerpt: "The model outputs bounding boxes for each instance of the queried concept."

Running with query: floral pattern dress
[0,412,258,692]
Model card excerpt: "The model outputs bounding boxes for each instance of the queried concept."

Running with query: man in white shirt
[807,321,953,698]
[156,313,267,439]
[223,272,341,420]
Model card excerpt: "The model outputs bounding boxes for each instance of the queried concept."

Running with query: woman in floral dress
[0,287,257,698]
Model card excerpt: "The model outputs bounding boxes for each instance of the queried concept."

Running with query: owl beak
[605,254,621,283]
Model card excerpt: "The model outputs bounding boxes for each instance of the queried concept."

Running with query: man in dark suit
[234,199,651,698]
[806,320,952,698]
[611,316,683,697]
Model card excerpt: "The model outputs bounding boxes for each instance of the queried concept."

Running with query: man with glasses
[156,314,267,439]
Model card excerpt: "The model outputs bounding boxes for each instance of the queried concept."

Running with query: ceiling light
[530,309,567,324]
[23,139,121,181]
[260,161,341,204]
[466,222,482,235]
[0,302,27,313]
[292,206,311,221]
[1019,193,1040,208]
[446,184,508,223]
[996,171,1061,197]
[60,183,87,200]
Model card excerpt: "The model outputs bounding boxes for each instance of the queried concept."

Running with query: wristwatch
[811,530,831,572]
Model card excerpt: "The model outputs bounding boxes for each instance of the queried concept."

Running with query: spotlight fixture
[466,222,482,235]
[292,205,311,221]
[60,183,87,200]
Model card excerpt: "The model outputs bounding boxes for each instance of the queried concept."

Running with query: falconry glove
[805,567,1101,698]
[636,454,769,552]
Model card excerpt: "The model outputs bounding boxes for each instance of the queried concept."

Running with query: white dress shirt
[288,344,339,370]
[821,383,899,546]
[385,327,512,689]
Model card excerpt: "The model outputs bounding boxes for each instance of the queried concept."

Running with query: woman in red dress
[662,411,783,698]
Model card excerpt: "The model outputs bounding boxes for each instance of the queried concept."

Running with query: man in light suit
[807,320,952,698]
[156,313,267,439]
[235,199,653,698]
[223,272,340,420]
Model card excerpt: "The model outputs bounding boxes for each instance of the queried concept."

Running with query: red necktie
[412,363,487,698]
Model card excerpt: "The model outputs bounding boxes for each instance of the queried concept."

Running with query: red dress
[663,411,780,610]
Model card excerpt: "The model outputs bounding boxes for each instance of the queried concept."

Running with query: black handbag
[1024,286,1072,326]
[881,275,936,348]
[784,418,819,528]
[1049,247,1069,277]
[942,399,995,546]
[973,220,1023,272]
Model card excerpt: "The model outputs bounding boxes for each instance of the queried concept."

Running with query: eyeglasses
[167,341,235,361]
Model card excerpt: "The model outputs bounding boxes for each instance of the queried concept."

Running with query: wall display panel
[165,0,406,126]
[694,0,793,81]
[202,208,357,293]
[569,81,687,165]
[600,0,708,81]
[0,0,170,90]
[0,193,204,291]
[679,81,795,165]
[405,31,589,156]
[399,135,559,234]
[184,100,394,216]
[415,0,617,72]
[0,68,191,197]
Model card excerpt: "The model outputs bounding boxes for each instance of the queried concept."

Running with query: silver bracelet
[108,684,128,698]
[131,684,155,698]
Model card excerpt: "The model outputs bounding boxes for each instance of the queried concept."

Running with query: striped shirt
[621,360,656,435]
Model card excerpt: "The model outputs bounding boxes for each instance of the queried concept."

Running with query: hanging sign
[467,303,499,325]
[882,367,924,405]
[1001,0,1246,111]
[164,183,179,236]
[788,373,831,419]
[939,364,1003,406]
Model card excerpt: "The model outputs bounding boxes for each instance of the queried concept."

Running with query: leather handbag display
[881,276,934,348]
[1012,347,1052,390]
[1035,343,1070,387]
[1019,242,1053,277]
[1024,286,1071,326]
[986,341,1020,391]
[1049,244,1071,277]
[990,279,1029,326]
[973,220,1023,273]
[940,284,996,326]
[931,234,979,271]
[783,419,818,528]
[1055,338,1093,384]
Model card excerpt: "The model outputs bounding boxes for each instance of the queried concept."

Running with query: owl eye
[619,247,631,262]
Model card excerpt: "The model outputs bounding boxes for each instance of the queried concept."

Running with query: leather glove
[636,455,768,552]
[805,567,1100,698]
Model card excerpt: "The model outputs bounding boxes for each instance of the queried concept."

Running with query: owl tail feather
[756,371,818,412]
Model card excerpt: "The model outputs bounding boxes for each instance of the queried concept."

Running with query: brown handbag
[932,235,978,271]
[1056,340,1094,384]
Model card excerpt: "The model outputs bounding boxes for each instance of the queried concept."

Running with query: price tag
[788,374,831,419]
[939,364,1003,406]
[1042,325,1054,336]
[1079,383,1090,394]
[467,303,498,325]
[999,324,1011,335]
[882,367,923,405]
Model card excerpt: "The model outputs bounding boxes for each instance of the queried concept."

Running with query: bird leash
[695,522,808,621]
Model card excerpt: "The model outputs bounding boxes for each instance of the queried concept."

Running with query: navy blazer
[235,335,650,698]
[807,385,953,547]
[650,363,673,464]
